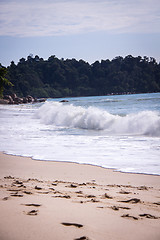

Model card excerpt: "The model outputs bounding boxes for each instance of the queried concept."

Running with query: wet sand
[0,152,160,240]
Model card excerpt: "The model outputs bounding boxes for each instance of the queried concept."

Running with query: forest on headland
[2,54,160,98]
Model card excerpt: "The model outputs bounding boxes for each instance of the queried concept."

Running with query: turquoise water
[0,93,160,175]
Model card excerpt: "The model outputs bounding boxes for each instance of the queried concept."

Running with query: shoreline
[0,152,160,240]
[2,150,160,178]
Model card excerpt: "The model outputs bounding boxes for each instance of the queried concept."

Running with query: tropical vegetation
[2,55,160,98]
[0,64,13,98]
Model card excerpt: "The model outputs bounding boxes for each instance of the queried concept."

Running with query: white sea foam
[36,102,160,136]
[1,93,160,175]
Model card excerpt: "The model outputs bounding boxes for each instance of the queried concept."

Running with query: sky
[0,0,160,66]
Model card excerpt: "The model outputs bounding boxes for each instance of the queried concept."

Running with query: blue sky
[0,0,160,66]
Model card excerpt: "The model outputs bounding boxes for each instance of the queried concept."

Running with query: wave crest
[36,102,160,136]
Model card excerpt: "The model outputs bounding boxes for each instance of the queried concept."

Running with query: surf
[36,102,160,137]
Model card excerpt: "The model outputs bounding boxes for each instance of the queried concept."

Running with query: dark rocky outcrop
[0,93,46,105]
[0,99,9,104]
[4,95,14,104]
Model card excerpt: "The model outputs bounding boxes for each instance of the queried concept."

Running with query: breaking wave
[36,102,160,136]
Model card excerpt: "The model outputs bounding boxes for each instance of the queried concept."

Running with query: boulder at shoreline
[0,93,46,105]
[0,99,10,104]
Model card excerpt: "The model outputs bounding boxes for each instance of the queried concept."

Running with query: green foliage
[0,65,13,98]
[3,55,160,98]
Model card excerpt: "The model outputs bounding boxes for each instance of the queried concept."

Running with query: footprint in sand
[53,195,71,199]
[23,204,41,216]
[2,197,9,201]
[10,193,23,197]
[111,206,119,211]
[121,214,138,220]
[139,214,159,219]
[119,190,131,194]
[119,198,140,204]
[51,183,58,186]
[23,203,41,207]
[111,206,131,211]
[4,176,14,179]
[74,237,91,240]
[154,202,160,205]
[26,210,38,216]
[90,198,99,203]
[85,195,96,199]
[102,193,113,199]
[13,180,23,185]
[69,184,78,188]
[12,180,25,188]
[61,222,83,228]
[76,191,83,194]
[23,191,32,195]
[137,186,148,190]
[35,186,42,190]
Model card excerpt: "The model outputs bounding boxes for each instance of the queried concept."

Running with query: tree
[3,55,160,98]
[0,64,13,98]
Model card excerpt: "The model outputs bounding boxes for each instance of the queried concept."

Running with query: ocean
[0,93,160,175]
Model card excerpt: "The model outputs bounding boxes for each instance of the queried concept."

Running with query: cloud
[0,0,160,37]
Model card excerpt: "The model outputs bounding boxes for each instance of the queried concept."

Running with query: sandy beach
[0,152,160,240]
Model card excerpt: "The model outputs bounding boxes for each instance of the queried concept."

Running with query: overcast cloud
[0,0,160,37]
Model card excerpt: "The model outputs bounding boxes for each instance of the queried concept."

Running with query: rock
[11,93,17,100]
[0,93,46,105]
[23,97,28,103]
[33,98,46,103]
[4,95,14,104]
[37,98,46,103]
[26,95,34,103]
[0,99,9,104]
[14,97,23,104]
[60,100,69,102]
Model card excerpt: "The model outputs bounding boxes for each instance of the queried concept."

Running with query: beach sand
[0,152,160,240]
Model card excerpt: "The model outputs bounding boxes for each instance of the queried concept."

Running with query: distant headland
[1,54,160,99]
